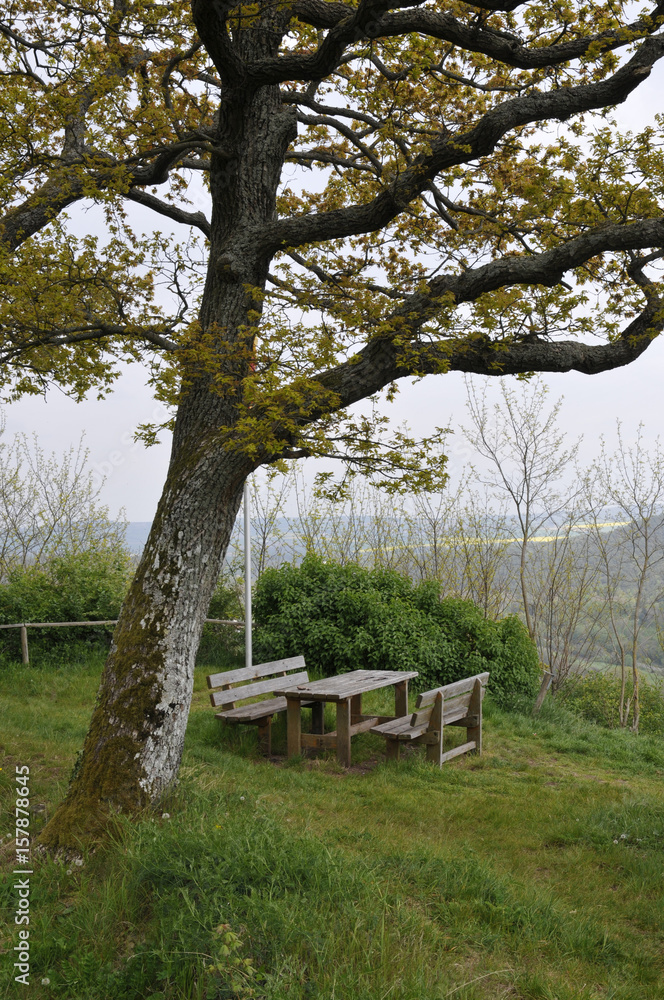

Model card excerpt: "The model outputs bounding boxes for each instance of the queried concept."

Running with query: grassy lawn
[1,653,663,999]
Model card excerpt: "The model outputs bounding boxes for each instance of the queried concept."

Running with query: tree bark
[39,17,297,849]
[39,391,252,848]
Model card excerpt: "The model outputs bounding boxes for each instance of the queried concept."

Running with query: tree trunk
[519,534,535,641]
[39,19,296,850]
[39,390,252,849]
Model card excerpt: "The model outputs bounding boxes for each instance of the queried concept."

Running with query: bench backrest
[411,672,489,728]
[207,655,307,711]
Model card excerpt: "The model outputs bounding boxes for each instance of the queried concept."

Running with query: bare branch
[296,111,383,172]
[281,91,383,128]
[286,149,379,172]
[124,190,211,237]
[0,323,178,368]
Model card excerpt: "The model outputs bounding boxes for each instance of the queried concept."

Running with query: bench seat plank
[372,717,428,739]
[217,695,315,723]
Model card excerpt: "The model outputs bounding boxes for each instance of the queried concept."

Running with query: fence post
[20,625,29,666]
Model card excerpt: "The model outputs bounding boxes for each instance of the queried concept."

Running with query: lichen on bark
[39,440,248,851]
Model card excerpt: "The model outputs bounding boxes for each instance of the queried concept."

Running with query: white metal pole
[243,479,252,669]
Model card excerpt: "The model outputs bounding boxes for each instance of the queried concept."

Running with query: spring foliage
[559,671,664,735]
[0,548,133,657]
[3,2,664,480]
[254,555,539,702]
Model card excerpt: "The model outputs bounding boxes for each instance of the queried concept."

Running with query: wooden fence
[0,619,246,665]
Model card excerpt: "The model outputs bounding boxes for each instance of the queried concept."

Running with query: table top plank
[273,669,418,701]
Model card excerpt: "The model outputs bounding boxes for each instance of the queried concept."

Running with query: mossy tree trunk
[39,415,251,848]
[39,22,295,850]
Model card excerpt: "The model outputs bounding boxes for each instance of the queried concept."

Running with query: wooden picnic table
[272,669,419,767]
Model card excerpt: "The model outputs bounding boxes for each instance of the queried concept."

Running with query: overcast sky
[3,59,662,523]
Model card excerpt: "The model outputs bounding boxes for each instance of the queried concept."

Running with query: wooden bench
[371,671,489,766]
[207,655,318,754]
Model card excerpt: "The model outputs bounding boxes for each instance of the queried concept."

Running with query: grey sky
[3,61,662,522]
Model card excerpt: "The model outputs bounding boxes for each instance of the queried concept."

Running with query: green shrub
[558,670,664,735]
[198,577,245,667]
[0,547,133,660]
[253,556,539,704]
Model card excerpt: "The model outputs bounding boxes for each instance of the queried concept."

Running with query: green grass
[1,654,664,999]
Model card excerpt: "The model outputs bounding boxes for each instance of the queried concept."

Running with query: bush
[253,556,540,705]
[0,547,133,660]
[558,670,664,735]
[197,577,245,667]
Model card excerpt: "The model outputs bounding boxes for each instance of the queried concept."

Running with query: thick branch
[316,296,664,416]
[1,136,219,253]
[249,0,423,85]
[249,220,664,465]
[0,173,87,254]
[369,4,664,72]
[190,0,246,83]
[252,0,664,84]
[407,219,664,325]
[290,0,532,25]
[261,37,664,253]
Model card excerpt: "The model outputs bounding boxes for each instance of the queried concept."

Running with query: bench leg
[425,733,443,766]
[467,679,483,755]
[257,718,272,755]
[385,737,400,761]
[394,680,409,717]
[426,691,444,767]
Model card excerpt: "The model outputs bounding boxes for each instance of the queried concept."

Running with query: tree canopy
[5,0,664,847]
[3,0,664,479]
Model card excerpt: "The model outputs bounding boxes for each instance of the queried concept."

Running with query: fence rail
[0,619,246,665]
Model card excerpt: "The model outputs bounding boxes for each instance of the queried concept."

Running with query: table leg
[350,693,362,723]
[287,697,301,758]
[336,699,352,767]
[311,701,324,735]
[394,679,409,717]
[257,718,272,755]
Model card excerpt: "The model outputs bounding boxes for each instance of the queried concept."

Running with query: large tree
[3,0,664,847]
